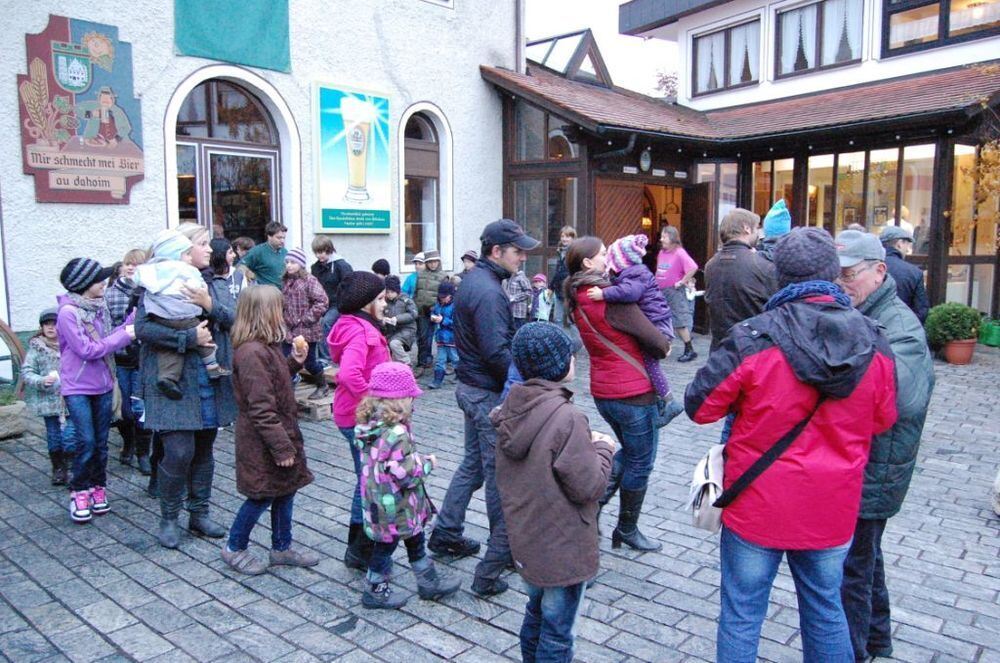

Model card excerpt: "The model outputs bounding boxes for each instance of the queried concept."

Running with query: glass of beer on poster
[341,96,374,202]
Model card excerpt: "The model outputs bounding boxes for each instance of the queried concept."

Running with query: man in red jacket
[685,227,897,663]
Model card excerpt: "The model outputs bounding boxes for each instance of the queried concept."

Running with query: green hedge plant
[925,302,981,347]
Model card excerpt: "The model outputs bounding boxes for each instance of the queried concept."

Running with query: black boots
[677,342,698,363]
[49,451,66,486]
[611,488,662,552]
[188,454,225,538]
[134,426,152,476]
[118,419,135,466]
[344,522,374,570]
[157,466,186,549]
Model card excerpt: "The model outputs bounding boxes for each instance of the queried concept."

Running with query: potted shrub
[925,302,981,365]
[0,385,26,440]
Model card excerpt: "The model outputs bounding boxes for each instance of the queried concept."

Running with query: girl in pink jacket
[327,271,390,572]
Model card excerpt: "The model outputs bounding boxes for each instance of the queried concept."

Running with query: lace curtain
[729,22,760,84]
[821,0,863,64]
[696,31,726,93]
[779,3,818,75]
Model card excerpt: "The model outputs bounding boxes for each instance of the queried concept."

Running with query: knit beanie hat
[39,308,58,325]
[337,271,385,313]
[150,228,194,261]
[384,275,401,293]
[285,247,307,268]
[371,258,391,277]
[606,234,648,274]
[763,200,792,238]
[60,258,114,294]
[532,273,547,284]
[512,322,574,382]
[773,227,841,288]
[368,362,422,399]
[438,280,456,298]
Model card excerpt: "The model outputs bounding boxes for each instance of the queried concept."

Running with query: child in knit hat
[587,234,675,398]
[530,273,554,322]
[282,247,330,400]
[427,280,458,389]
[354,362,461,609]
[135,228,229,400]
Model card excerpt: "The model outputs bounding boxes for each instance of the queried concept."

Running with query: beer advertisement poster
[313,83,391,234]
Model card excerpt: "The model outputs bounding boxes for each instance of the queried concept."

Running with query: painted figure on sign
[77,86,131,147]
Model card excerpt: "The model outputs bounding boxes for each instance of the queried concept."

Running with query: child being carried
[136,229,229,400]
[587,234,675,398]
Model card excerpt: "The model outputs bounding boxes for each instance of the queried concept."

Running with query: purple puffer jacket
[56,294,133,396]
[602,265,675,340]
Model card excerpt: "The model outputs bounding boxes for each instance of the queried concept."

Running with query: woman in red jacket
[564,237,671,552]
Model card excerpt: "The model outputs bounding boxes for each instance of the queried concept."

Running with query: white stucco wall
[0,1,516,330]
[641,0,1000,110]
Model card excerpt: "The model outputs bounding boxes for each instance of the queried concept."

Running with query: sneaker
[89,486,110,515]
[69,491,92,523]
[427,534,481,558]
[206,364,232,379]
[221,546,268,575]
[269,546,320,567]
[362,582,408,610]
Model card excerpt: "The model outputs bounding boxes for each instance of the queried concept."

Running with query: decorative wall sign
[17,15,144,203]
[313,83,390,234]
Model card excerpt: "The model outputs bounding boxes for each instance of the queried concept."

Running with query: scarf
[765,280,852,311]
[563,270,611,322]
[65,292,110,330]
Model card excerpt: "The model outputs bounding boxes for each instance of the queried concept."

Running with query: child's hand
[125,324,136,340]
[43,374,58,387]
[586,286,604,301]
[430,314,442,323]
[591,431,617,452]
[275,455,295,467]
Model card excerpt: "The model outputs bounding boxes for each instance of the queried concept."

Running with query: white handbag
[688,444,725,533]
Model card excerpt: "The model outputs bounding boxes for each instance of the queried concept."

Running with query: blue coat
[135,274,237,431]
[431,300,456,345]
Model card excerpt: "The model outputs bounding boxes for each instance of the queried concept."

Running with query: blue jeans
[434,382,511,584]
[718,527,853,663]
[367,531,426,582]
[227,492,296,552]
[520,581,587,663]
[433,345,459,374]
[65,392,114,492]
[318,307,339,363]
[842,518,892,659]
[339,426,363,525]
[43,416,74,454]
[593,398,659,491]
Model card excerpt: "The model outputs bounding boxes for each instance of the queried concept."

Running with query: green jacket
[857,275,934,520]
[22,336,65,417]
[414,268,447,313]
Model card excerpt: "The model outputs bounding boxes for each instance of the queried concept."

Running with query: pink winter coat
[327,314,390,428]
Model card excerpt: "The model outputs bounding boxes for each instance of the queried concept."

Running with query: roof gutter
[592,132,637,159]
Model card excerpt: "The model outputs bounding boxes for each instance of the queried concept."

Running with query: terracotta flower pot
[942,338,977,365]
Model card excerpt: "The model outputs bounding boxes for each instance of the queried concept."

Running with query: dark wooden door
[682,182,714,334]
[594,179,644,245]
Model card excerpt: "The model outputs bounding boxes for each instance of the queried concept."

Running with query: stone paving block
[240,598,307,634]
[281,623,354,658]
[151,579,210,611]
[374,636,447,662]
[196,578,258,610]
[164,623,236,662]
[0,628,59,662]
[894,624,981,660]
[76,598,140,634]
[132,599,196,635]
[327,614,396,650]
[183,600,251,635]
[145,649,198,663]
[282,591,350,626]
[0,601,29,634]
[48,626,117,663]
[443,616,519,654]
[611,612,689,649]
[226,623,295,661]
[1,579,52,610]
[104,623,174,661]
[399,621,472,658]
[453,645,514,663]
[98,577,158,610]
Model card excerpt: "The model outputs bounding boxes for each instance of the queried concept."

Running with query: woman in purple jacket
[57,258,136,523]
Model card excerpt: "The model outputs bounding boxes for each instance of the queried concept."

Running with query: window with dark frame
[403,113,441,263]
[691,20,761,96]
[513,100,580,163]
[775,0,863,79]
[884,0,1000,55]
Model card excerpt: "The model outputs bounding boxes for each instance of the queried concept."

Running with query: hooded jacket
[857,275,934,520]
[493,379,615,587]
[56,294,132,396]
[327,313,390,428]
[685,295,898,549]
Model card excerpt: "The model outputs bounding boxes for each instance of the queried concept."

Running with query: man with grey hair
[880,226,929,322]
[835,230,934,662]
[704,208,778,353]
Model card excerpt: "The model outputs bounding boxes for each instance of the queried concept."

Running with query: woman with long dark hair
[564,236,670,551]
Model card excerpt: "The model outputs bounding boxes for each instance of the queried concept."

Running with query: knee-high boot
[597,458,624,535]
[611,488,662,552]
[157,466,186,548]
[147,433,163,498]
[134,426,152,475]
[118,419,136,466]
[187,454,225,538]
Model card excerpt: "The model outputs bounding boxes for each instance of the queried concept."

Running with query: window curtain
[696,31,726,92]
[822,0,863,64]
[728,22,760,84]
[779,4,817,74]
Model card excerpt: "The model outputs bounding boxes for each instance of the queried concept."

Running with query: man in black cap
[428,219,539,597]
[879,226,929,322]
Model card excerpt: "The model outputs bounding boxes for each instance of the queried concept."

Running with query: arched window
[403,112,440,262]
[175,80,280,243]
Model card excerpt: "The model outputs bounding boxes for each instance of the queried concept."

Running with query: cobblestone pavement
[2,334,998,662]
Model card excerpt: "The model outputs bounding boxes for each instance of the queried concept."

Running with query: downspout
[515,0,525,74]
[592,132,637,159]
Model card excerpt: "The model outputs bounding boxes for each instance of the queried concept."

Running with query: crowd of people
[22,205,937,662]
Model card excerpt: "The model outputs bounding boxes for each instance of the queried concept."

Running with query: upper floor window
[776,0,863,78]
[885,0,1000,54]
[692,20,761,96]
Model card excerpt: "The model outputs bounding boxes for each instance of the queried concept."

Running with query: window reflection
[836,152,865,231]
[866,148,899,233]
[900,144,935,254]
[807,154,834,228]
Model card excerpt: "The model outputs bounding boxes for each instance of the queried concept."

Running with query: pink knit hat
[368,362,423,399]
[606,235,649,274]
[531,273,547,284]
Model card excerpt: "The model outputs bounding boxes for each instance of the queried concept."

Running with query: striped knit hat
[285,247,307,268]
[606,234,648,274]
[60,258,114,294]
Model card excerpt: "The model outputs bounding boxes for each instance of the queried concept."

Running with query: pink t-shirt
[655,247,698,289]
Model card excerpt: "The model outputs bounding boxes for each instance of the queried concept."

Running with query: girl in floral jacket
[281,248,329,400]
[354,362,459,610]
[22,308,75,485]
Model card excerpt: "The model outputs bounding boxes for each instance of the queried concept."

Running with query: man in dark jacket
[836,230,934,662]
[704,208,778,353]
[310,236,353,362]
[879,226,929,322]
[428,218,539,597]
